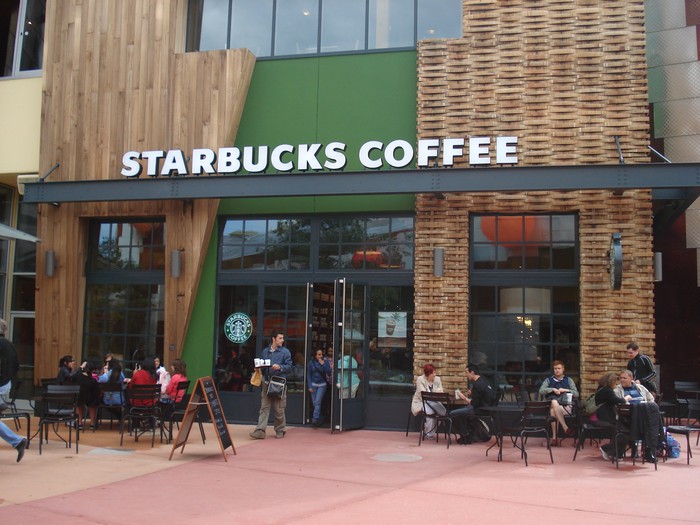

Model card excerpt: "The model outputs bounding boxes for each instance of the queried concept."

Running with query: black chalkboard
[169,376,235,461]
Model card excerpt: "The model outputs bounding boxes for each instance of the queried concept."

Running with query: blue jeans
[0,420,22,448]
[310,383,327,422]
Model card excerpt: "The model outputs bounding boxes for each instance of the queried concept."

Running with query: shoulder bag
[267,376,287,398]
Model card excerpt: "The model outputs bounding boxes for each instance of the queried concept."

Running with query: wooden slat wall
[34,0,256,382]
[414,0,652,395]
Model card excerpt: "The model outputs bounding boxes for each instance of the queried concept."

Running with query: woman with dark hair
[307,349,331,427]
[594,371,628,461]
[98,358,125,405]
[410,363,445,438]
[127,357,157,406]
[56,355,86,385]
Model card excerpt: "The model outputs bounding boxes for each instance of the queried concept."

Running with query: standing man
[0,318,19,408]
[626,342,657,394]
[249,331,292,440]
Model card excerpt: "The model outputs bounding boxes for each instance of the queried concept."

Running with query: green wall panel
[181,222,219,382]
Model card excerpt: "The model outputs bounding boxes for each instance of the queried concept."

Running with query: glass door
[331,278,367,431]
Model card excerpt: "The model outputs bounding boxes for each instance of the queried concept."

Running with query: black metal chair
[38,384,80,455]
[573,399,613,461]
[418,391,453,448]
[165,380,205,444]
[613,404,658,470]
[120,384,161,447]
[667,398,700,464]
[97,381,125,430]
[674,381,700,421]
[500,401,554,466]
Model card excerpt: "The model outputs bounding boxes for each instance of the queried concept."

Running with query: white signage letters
[120,136,518,178]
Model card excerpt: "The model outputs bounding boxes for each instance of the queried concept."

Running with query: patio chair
[120,384,162,447]
[667,398,700,464]
[97,381,125,430]
[419,391,453,448]
[38,384,80,455]
[500,401,554,466]
[165,380,205,444]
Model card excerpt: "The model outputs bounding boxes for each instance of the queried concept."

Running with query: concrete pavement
[0,418,697,524]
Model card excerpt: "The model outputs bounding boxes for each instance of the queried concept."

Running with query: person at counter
[539,360,578,443]
[410,363,446,439]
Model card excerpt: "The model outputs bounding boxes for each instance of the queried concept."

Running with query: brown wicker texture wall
[414,0,653,395]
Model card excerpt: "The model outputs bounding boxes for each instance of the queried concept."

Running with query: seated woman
[163,358,188,404]
[307,349,331,427]
[98,358,125,405]
[56,355,86,385]
[594,371,628,460]
[410,363,445,439]
[538,360,578,443]
[127,357,157,406]
[75,361,101,430]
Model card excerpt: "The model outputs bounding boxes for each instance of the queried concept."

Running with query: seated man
[614,369,661,462]
[451,363,497,443]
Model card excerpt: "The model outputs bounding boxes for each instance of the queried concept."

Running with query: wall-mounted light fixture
[654,252,663,282]
[170,250,182,278]
[433,247,444,277]
[45,250,56,277]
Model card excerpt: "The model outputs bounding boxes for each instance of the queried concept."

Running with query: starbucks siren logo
[224,313,253,343]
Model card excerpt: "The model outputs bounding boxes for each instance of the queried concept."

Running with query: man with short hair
[625,342,657,394]
[249,331,292,440]
[453,363,497,415]
[0,318,19,408]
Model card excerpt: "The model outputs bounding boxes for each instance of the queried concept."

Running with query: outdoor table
[478,404,524,459]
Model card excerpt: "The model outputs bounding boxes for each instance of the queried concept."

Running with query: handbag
[267,376,286,398]
[250,368,262,387]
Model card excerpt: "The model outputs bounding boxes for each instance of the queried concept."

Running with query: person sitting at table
[594,371,629,461]
[163,358,188,403]
[56,355,86,385]
[127,357,157,406]
[98,358,125,406]
[410,363,446,439]
[539,360,578,443]
[614,369,661,462]
[450,363,497,443]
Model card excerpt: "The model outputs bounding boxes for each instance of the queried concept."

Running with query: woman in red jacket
[164,359,188,403]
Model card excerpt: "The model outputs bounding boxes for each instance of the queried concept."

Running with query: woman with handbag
[307,349,331,427]
[539,360,578,443]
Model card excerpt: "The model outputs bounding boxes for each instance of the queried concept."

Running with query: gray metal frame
[22,163,700,203]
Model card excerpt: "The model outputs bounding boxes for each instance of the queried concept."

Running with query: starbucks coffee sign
[121,136,519,178]
[224,313,253,344]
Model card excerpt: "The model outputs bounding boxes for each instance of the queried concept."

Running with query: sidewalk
[0,419,697,524]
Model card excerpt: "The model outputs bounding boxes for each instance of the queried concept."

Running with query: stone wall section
[414,0,653,395]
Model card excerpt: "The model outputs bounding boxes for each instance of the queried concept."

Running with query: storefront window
[187,0,462,57]
[0,0,45,77]
[84,220,166,369]
[470,214,580,395]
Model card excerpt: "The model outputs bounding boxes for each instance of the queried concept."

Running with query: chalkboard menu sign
[169,376,236,461]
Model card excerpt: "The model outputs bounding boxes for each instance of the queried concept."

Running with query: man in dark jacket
[0,318,19,408]
[626,341,657,394]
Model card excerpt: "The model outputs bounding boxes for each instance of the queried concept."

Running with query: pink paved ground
[0,423,697,524]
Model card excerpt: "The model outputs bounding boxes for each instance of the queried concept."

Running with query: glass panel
[552,243,575,269]
[11,316,34,367]
[198,0,229,51]
[368,286,414,396]
[216,285,258,391]
[321,0,365,53]
[369,0,413,49]
[471,286,495,312]
[11,275,34,310]
[319,218,341,243]
[417,0,461,40]
[289,218,311,242]
[14,201,37,272]
[19,0,45,72]
[0,186,12,222]
[290,245,310,270]
[274,0,319,56]
[0,0,21,77]
[231,0,273,57]
[366,217,391,243]
[318,245,339,269]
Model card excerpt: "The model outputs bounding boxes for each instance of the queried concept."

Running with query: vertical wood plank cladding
[414,0,652,395]
[35,0,255,382]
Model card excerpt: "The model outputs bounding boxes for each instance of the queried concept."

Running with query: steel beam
[22,163,700,203]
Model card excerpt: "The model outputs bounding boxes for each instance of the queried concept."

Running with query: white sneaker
[599,447,611,461]
[424,432,436,439]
